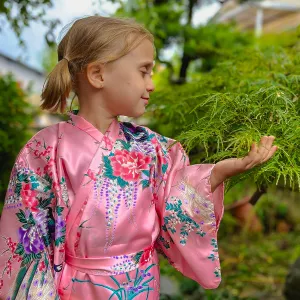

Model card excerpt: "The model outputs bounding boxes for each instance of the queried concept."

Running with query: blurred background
[0,0,300,299]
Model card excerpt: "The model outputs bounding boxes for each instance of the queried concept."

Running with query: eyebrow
[139,61,155,68]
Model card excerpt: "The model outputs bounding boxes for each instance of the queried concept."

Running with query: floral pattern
[0,111,224,299]
[72,263,157,300]
[0,137,59,298]
[109,149,151,182]
[162,197,206,246]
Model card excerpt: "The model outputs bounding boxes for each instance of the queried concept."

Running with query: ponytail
[41,58,72,113]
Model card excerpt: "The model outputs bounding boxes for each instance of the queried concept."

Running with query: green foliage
[114,1,252,81]
[148,29,300,191]
[42,45,58,74]
[160,229,300,299]
[0,74,33,200]
[0,0,59,46]
[216,230,300,299]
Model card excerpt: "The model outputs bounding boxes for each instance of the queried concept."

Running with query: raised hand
[210,136,278,192]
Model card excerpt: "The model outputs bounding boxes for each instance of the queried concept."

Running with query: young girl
[0,16,277,300]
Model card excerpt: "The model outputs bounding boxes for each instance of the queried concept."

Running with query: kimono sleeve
[155,141,224,289]
[0,141,58,299]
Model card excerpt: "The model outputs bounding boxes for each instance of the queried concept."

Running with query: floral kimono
[0,111,224,300]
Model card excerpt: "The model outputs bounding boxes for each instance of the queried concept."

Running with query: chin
[126,109,145,119]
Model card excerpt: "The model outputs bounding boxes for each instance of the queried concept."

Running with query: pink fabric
[0,112,224,299]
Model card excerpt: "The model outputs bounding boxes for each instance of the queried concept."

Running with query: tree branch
[249,185,268,206]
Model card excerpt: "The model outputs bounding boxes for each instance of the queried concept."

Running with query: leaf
[43,185,51,193]
[56,206,64,216]
[40,254,49,286]
[55,236,65,247]
[11,266,29,299]
[31,182,39,189]
[21,254,35,267]
[148,133,156,140]
[141,179,150,189]
[16,209,27,224]
[43,233,52,247]
[15,182,22,195]
[17,173,28,182]
[43,173,52,184]
[116,177,128,188]
[25,260,39,298]
[27,213,35,226]
[15,243,24,256]
[39,198,52,209]
[162,164,168,174]
[48,218,55,228]
[103,156,117,179]
[133,251,143,264]
[142,170,150,177]
[120,140,131,150]
[165,203,175,211]
[29,176,37,182]
[104,168,116,179]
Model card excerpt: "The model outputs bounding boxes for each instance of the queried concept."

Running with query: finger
[248,142,258,158]
[261,146,278,163]
[264,136,275,150]
[259,136,276,163]
[243,143,261,169]
[258,136,269,155]
[242,143,256,166]
[258,136,276,162]
[250,137,267,166]
[247,140,269,168]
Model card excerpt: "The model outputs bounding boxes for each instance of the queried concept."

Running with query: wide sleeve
[0,137,59,299]
[155,140,224,289]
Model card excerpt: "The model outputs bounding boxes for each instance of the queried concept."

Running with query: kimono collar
[67,110,122,144]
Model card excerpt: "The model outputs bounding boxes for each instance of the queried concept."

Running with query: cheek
[105,70,145,99]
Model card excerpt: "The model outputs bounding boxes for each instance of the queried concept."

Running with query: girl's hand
[210,136,278,192]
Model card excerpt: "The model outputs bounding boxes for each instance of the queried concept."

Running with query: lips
[141,97,149,105]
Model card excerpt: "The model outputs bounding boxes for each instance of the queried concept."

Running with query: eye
[140,70,148,77]
[140,67,147,73]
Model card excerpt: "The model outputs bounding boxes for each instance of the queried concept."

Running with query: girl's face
[101,38,155,118]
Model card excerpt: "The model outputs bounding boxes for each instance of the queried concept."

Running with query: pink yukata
[0,110,224,300]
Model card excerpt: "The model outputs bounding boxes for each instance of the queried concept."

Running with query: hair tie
[62,57,69,63]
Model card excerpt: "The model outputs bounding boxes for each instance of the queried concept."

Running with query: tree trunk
[153,0,168,4]
[174,0,197,84]
[177,53,192,84]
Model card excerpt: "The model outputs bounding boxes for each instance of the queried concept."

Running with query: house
[0,52,62,130]
[214,0,300,36]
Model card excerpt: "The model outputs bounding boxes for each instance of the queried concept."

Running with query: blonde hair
[41,16,154,113]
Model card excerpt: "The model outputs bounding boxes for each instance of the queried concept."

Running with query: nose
[146,78,155,93]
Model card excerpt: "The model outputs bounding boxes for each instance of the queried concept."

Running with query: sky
[0,0,220,72]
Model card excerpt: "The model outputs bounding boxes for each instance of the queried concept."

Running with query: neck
[77,105,117,135]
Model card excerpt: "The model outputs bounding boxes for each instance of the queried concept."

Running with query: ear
[86,62,105,89]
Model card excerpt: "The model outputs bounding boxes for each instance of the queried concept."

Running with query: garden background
[0,0,300,299]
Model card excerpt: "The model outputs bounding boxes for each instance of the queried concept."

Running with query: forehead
[127,39,155,64]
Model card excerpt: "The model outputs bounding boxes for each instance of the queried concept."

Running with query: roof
[0,52,45,77]
[214,0,300,33]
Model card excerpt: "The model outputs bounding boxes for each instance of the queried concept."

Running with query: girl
[0,16,277,300]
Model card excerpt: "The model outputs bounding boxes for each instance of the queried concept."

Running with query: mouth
[141,97,149,105]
